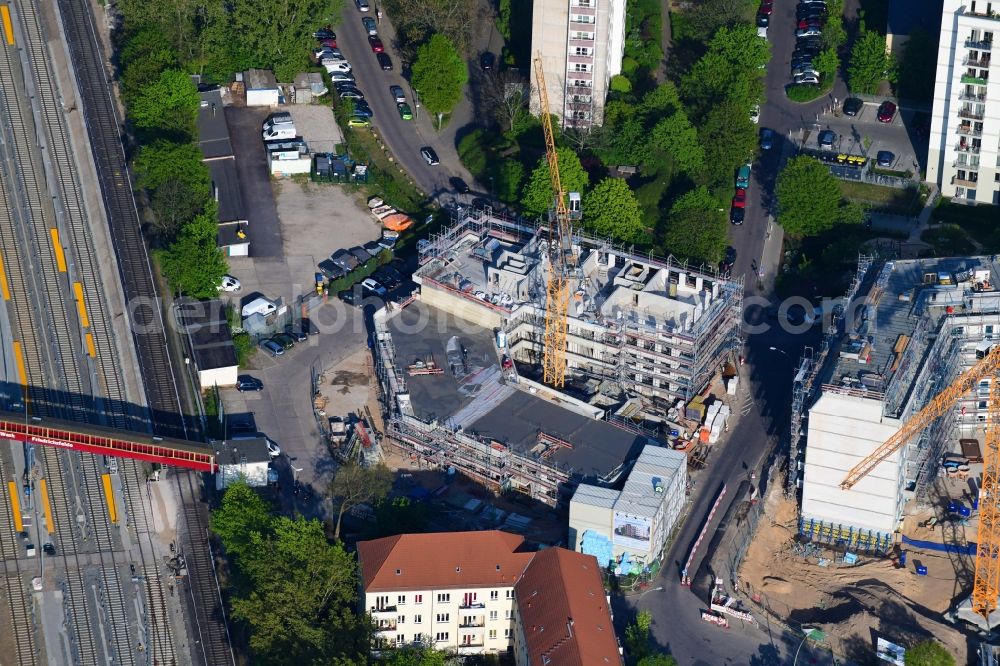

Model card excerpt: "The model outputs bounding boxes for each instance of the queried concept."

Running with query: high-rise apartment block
[530,0,627,128]
[927,0,1000,204]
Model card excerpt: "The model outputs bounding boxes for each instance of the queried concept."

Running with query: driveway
[226,106,284,258]
[334,7,496,206]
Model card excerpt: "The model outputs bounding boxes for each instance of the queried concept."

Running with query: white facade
[529,0,627,128]
[568,445,687,566]
[800,391,904,537]
[364,587,517,653]
[927,0,1000,204]
[197,365,238,390]
[215,461,269,490]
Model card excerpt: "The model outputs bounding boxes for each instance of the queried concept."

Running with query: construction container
[686,396,706,422]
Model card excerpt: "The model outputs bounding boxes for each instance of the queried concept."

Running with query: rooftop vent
[395,569,401,575]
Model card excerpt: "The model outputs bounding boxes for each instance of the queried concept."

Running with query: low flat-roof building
[213,437,271,489]
[569,444,687,570]
[197,89,249,256]
[243,69,281,107]
[176,299,239,390]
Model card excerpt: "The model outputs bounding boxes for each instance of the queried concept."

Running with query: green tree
[681,25,769,119]
[228,0,331,81]
[776,156,858,238]
[411,34,468,129]
[129,69,201,139]
[583,178,646,244]
[118,28,181,104]
[904,640,955,666]
[492,159,525,203]
[697,100,758,188]
[133,140,210,193]
[520,147,589,217]
[650,110,705,176]
[380,645,449,665]
[661,187,727,265]
[638,656,678,666]
[211,481,274,564]
[328,460,393,539]
[231,517,368,665]
[624,610,653,661]
[814,47,840,81]
[157,205,229,297]
[848,27,894,95]
[822,0,846,49]
[610,74,633,94]
[638,81,682,120]
[895,29,937,102]
[496,0,512,40]
[367,497,431,539]
[686,0,755,42]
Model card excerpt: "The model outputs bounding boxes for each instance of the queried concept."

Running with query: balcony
[456,642,487,653]
[459,618,486,628]
[963,56,992,67]
[566,85,593,96]
[952,176,980,187]
[961,74,989,85]
[370,605,398,615]
[958,91,988,102]
[569,37,595,47]
[375,622,398,633]
[568,54,595,64]
[965,39,993,50]
[956,124,983,137]
[958,107,986,120]
[955,141,981,153]
[459,601,486,610]
[569,4,596,13]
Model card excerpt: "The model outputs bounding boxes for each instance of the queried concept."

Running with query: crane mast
[532,56,574,388]
[840,342,1000,619]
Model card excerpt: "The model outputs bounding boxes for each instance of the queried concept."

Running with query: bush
[621,56,640,76]
[786,83,828,102]
[457,129,491,180]
[610,75,633,94]
[325,250,392,294]
[232,331,255,366]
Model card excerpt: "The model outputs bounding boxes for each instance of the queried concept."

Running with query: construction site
[371,206,743,508]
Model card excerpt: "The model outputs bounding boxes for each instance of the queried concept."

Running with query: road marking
[72,281,89,327]
[0,5,14,46]
[7,481,22,532]
[38,478,54,534]
[84,332,95,357]
[101,473,117,524]
[50,228,67,272]
[0,251,11,300]
[12,340,27,387]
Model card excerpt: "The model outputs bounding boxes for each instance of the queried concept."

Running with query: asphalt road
[334,9,482,206]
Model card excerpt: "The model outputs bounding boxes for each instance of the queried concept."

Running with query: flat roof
[213,437,271,465]
[616,445,686,519]
[245,68,278,90]
[388,303,645,479]
[197,89,233,159]
[571,483,620,510]
[218,221,249,249]
[208,159,247,224]
[176,299,238,371]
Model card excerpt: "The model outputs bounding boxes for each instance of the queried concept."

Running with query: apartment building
[358,530,622,664]
[927,0,1000,204]
[529,0,627,128]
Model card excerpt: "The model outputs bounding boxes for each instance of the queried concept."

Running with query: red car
[797,18,823,29]
[732,188,747,208]
[319,38,337,48]
[368,35,384,53]
[759,0,773,14]
[877,101,897,123]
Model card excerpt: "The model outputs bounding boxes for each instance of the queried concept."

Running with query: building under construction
[370,208,743,506]
[798,255,1000,552]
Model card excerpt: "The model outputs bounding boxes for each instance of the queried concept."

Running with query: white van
[241,297,277,318]
[262,124,296,142]
[325,60,352,73]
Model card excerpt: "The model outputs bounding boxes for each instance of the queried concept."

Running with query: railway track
[0,457,37,666]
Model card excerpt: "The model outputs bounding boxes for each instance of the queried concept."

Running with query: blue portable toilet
[916,565,928,576]
[960,506,972,517]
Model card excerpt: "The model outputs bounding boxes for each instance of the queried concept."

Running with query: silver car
[390,84,405,103]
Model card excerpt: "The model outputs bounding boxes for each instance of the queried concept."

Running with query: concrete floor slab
[286,104,343,154]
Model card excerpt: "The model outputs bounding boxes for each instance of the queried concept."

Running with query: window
[573,47,592,56]
[415,595,423,604]
[396,634,405,646]
[987,325,994,337]
[505,590,513,599]
[490,591,499,601]
[414,615,422,624]
[436,593,450,603]
[435,632,449,643]
[979,401,988,410]
[953,326,965,336]
[505,610,513,620]
[504,628,511,639]
[489,610,498,620]
[489,629,497,640]
[572,31,594,40]
[436,613,450,623]
[572,14,594,23]
[571,79,591,88]
[398,595,406,605]
[375,595,391,610]
[572,63,591,72]
[398,615,406,624]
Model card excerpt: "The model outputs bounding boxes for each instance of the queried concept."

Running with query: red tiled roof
[357,530,534,592]
[515,549,622,666]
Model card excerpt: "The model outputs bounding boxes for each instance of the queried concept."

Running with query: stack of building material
[686,395,707,423]
[705,403,731,444]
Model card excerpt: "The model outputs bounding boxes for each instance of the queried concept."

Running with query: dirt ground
[739,486,973,662]
[315,347,380,428]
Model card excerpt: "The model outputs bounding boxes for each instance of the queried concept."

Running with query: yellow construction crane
[532,55,575,387]
[841,343,1000,620]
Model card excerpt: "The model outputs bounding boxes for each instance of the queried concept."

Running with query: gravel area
[286,104,343,154]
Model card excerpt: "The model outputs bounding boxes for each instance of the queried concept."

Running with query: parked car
[797,18,823,29]
[314,47,344,60]
[348,116,371,127]
[353,100,373,117]
[265,439,281,458]
[272,334,296,350]
[217,274,241,292]
[730,207,745,225]
[236,375,264,392]
[368,35,384,52]
[329,72,355,84]
[818,129,837,148]
[382,265,406,284]
[843,97,863,116]
[760,128,774,150]
[355,0,370,10]
[313,27,336,39]
[335,81,361,92]
[318,38,337,49]
[758,0,773,13]
[756,13,769,27]
[261,339,284,356]
[796,27,822,38]
[732,188,747,208]
[42,542,56,556]
[362,16,378,34]
[794,73,820,85]
[361,278,387,297]
[285,324,308,342]
[376,52,393,70]
[736,162,751,188]
[481,52,495,70]
[325,61,352,73]
[390,84,406,102]
[720,246,737,275]
[876,150,895,167]
[397,102,413,120]
[750,104,760,124]
[792,66,820,78]
[451,176,470,193]
[790,56,814,71]
[797,5,827,19]
[338,289,359,306]
[340,89,365,100]
[877,101,897,123]
[420,146,440,165]
[373,269,400,289]
[796,36,824,50]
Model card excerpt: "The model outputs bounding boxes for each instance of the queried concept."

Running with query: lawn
[932,199,1000,253]
[920,224,977,257]
[839,181,923,215]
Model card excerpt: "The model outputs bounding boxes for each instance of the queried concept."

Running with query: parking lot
[226,106,284,257]
[807,100,927,174]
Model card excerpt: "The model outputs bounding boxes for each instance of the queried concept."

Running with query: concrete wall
[216,461,269,490]
[530,0,570,120]
[421,286,505,330]
[801,392,904,534]
[568,495,614,551]
[247,89,280,107]
[199,365,238,390]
